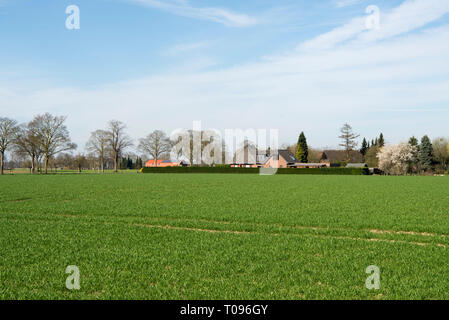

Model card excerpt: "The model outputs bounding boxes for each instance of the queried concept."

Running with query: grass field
[1,173,449,299]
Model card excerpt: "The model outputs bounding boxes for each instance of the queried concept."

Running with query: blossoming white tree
[377,142,417,175]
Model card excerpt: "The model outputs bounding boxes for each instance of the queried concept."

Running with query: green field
[1,174,449,299]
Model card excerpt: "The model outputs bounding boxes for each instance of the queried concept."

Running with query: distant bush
[141,166,369,175]
[213,164,231,168]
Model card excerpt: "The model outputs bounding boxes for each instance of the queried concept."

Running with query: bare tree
[72,153,88,173]
[13,123,42,173]
[138,130,172,167]
[55,153,72,170]
[338,123,360,161]
[433,137,449,170]
[86,129,109,173]
[0,117,19,175]
[30,113,77,174]
[106,120,133,172]
[172,129,222,166]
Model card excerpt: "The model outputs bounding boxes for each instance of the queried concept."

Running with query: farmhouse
[233,148,329,169]
[320,150,363,166]
[145,159,188,167]
[263,150,298,168]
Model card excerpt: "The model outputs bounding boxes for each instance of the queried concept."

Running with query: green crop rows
[1,174,449,299]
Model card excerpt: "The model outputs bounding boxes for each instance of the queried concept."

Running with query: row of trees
[0,114,76,175]
[0,115,148,174]
[2,114,449,175]
[290,123,449,174]
[378,136,449,175]
[0,114,182,174]
[292,123,380,164]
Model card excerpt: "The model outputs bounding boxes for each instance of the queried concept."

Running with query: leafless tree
[55,153,73,169]
[106,120,133,172]
[72,153,88,173]
[30,113,76,174]
[86,129,109,173]
[13,123,42,173]
[433,137,449,170]
[0,117,19,175]
[172,129,223,166]
[138,130,172,167]
[338,123,360,161]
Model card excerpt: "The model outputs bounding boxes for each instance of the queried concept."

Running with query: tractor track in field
[132,215,449,239]
[133,222,448,248]
[11,210,445,241]
[2,213,448,248]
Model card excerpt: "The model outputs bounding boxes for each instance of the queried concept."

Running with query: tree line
[0,114,171,174]
[291,123,449,174]
[1,115,448,175]
[0,114,76,174]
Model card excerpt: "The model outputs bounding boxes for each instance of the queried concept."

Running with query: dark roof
[234,148,297,165]
[279,150,298,164]
[321,150,363,163]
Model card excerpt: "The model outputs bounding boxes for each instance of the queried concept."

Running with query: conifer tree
[408,136,419,173]
[409,136,419,147]
[295,132,309,163]
[360,138,368,157]
[378,133,385,147]
[419,135,433,171]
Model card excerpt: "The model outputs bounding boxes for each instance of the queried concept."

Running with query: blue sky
[1,0,449,151]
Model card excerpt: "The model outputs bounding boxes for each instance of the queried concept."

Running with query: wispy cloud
[128,0,258,27]
[358,0,449,42]
[336,0,362,8]
[298,16,366,51]
[2,0,449,148]
[4,25,449,147]
[300,0,449,51]
[163,41,211,56]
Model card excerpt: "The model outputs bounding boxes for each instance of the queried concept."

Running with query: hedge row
[141,166,369,175]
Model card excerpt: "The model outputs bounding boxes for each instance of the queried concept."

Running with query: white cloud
[3,25,449,148]
[358,0,449,42]
[336,0,362,8]
[163,41,211,56]
[128,0,258,27]
[298,16,366,51]
[1,0,449,149]
[300,0,449,51]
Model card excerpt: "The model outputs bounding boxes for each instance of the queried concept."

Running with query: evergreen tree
[295,132,309,163]
[409,136,419,147]
[360,138,368,157]
[419,135,433,171]
[374,138,378,146]
[119,157,127,170]
[136,157,142,169]
[408,136,419,174]
[378,133,385,147]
